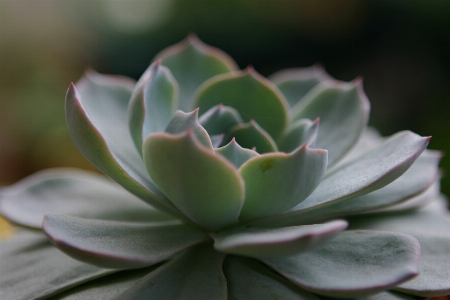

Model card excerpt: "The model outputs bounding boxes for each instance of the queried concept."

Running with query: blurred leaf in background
[1,0,449,200]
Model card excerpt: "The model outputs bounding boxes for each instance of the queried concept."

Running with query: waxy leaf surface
[215,139,259,169]
[128,61,178,153]
[0,232,114,300]
[155,35,238,111]
[225,121,278,154]
[199,104,243,135]
[291,80,370,166]
[195,69,289,139]
[66,72,180,217]
[262,231,420,297]
[239,145,328,221]
[269,66,332,107]
[43,215,208,269]
[143,131,245,230]
[277,118,319,153]
[0,169,174,229]
[213,220,347,257]
[224,256,319,300]
[117,244,227,300]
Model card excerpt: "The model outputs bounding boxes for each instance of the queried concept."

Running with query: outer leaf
[269,65,332,107]
[0,232,114,300]
[195,68,289,139]
[116,244,227,300]
[198,104,243,135]
[143,131,245,230]
[271,150,440,225]
[43,215,208,269]
[223,256,319,300]
[52,268,156,300]
[128,61,178,153]
[165,109,213,149]
[215,138,259,169]
[357,291,416,300]
[224,121,279,154]
[277,118,319,153]
[262,231,420,298]
[154,34,238,111]
[0,169,175,229]
[348,206,450,297]
[238,145,328,221]
[213,220,347,257]
[66,72,181,217]
[291,80,370,166]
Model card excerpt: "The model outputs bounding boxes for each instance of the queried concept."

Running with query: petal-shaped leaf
[272,150,440,225]
[116,244,227,300]
[215,138,259,169]
[224,120,279,154]
[128,61,178,153]
[154,34,238,111]
[348,206,450,297]
[52,267,156,300]
[0,169,175,229]
[211,134,225,148]
[277,118,319,153]
[0,232,114,300]
[66,72,181,217]
[291,80,370,166]
[255,131,430,227]
[198,104,243,135]
[269,65,332,107]
[262,231,420,298]
[195,68,289,139]
[224,256,319,300]
[213,220,347,257]
[143,131,245,230]
[238,145,328,221]
[165,109,213,149]
[43,215,208,269]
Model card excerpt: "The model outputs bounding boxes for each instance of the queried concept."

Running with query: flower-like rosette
[0,35,449,299]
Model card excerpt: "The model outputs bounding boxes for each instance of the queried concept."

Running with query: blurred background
[1,0,449,198]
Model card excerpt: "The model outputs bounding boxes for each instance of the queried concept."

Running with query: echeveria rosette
[0,36,448,300]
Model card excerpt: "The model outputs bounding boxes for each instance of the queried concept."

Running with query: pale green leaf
[262,231,420,298]
[155,34,238,111]
[128,61,178,153]
[215,139,259,169]
[0,169,175,229]
[143,131,245,230]
[195,69,289,139]
[43,215,208,269]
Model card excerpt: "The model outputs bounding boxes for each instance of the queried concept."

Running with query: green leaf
[277,118,319,153]
[291,80,370,166]
[198,104,243,135]
[224,121,279,154]
[52,268,156,300]
[0,169,175,229]
[117,244,227,300]
[155,34,238,111]
[358,291,416,300]
[66,72,181,217]
[348,206,450,297]
[143,131,245,230]
[215,138,259,169]
[211,134,225,148]
[43,215,208,269]
[238,145,328,221]
[128,61,178,154]
[254,131,430,227]
[270,150,441,224]
[165,109,213,149]
[262,231,420,298]
[269,65,332,107]
[223,256,319,300]
[195,68,289,139]
[213,220,347,257]
[0,232,114,300]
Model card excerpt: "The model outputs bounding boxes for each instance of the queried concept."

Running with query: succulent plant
[1,35,449,300]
